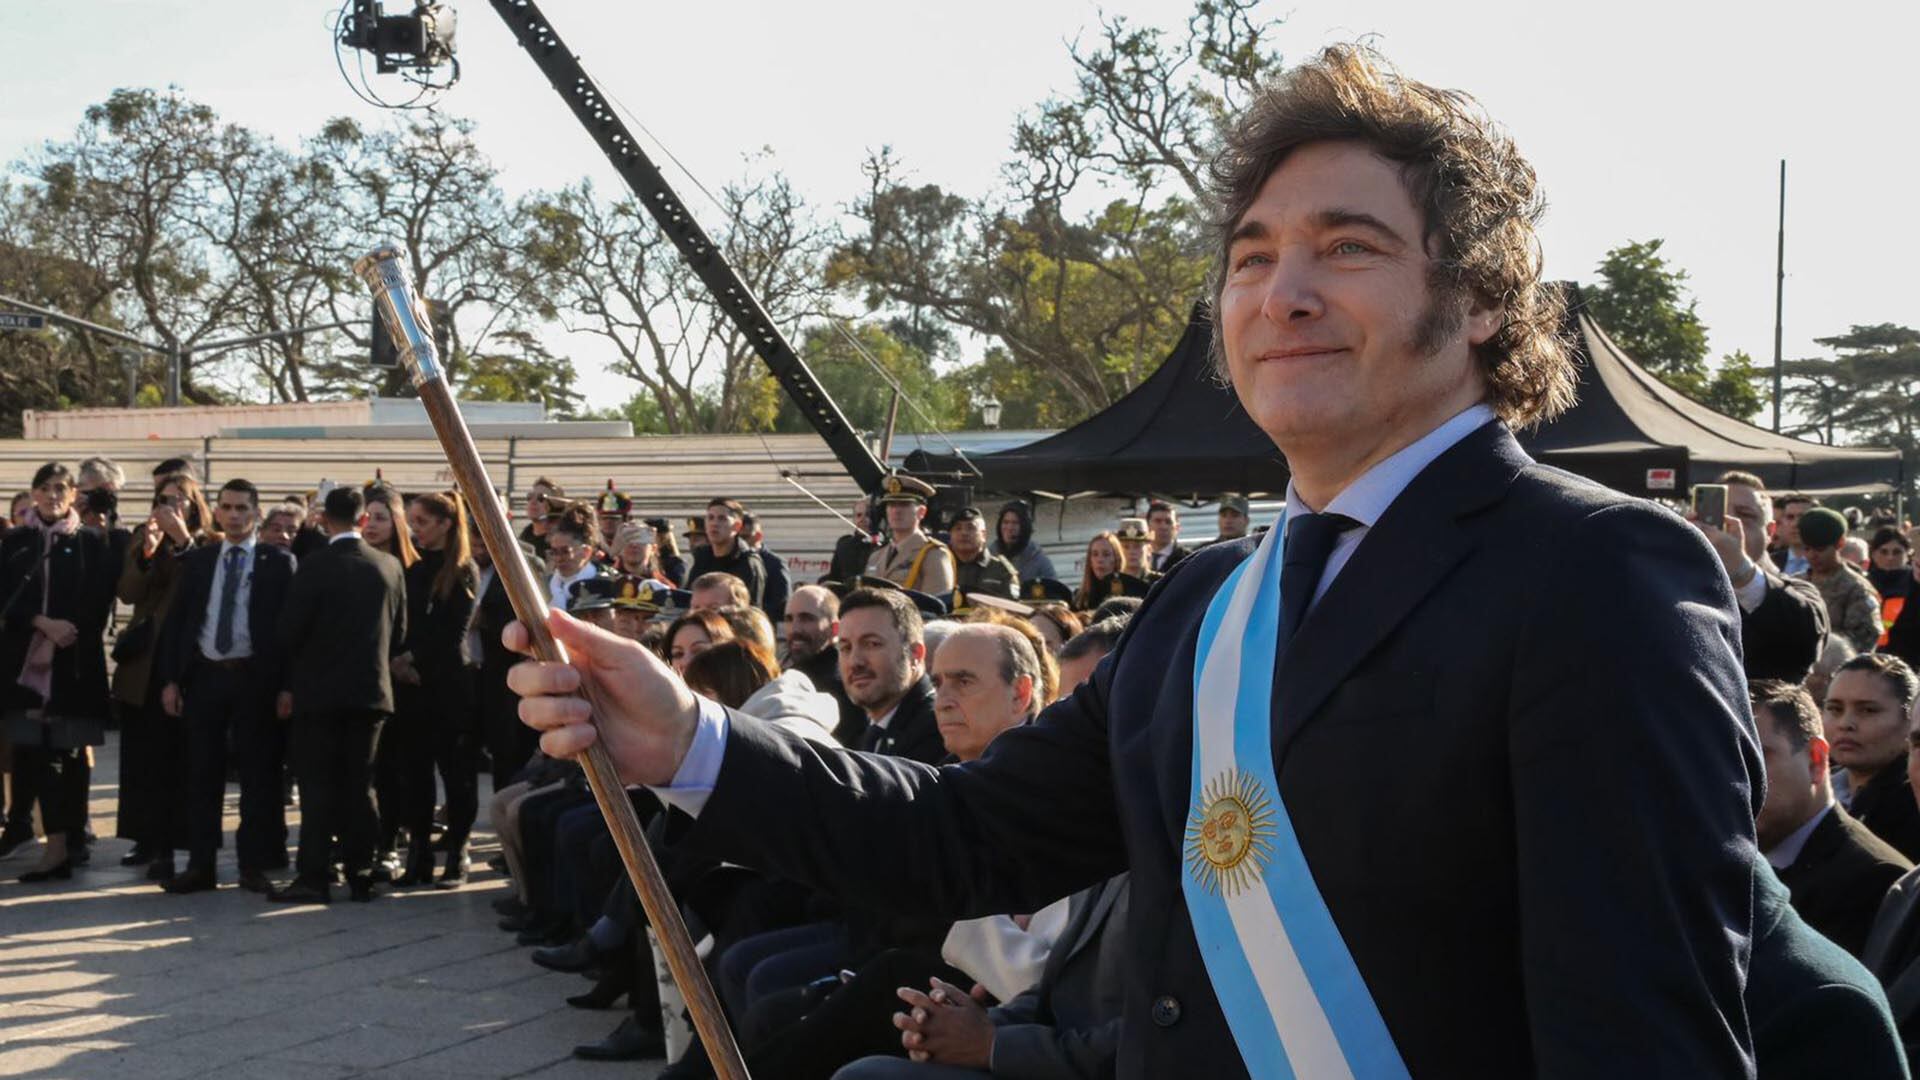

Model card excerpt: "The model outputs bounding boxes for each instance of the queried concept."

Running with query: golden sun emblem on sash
[1184,769,1278,897]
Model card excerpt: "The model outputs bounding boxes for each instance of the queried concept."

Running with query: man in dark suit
[157,478,297,895]
[473,515,538,793]
[836,874,1130,1079]
[836,588,942,765]
[1697,472,1829,683]
[269,486,407,904]
[1755,680,1912,957]
[1145,501,1193,575]
[511,47,1899,1075]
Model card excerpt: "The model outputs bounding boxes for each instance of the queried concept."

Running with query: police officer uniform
[864,474,956,597]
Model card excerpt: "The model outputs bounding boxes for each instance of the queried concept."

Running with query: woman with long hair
[0,464,115,882]
[1072,531,1125,612]
[360,484,418,568]
[108,471,212,878]
[362,483,417,880]
[392,490,479,887]
[663,609,736,676]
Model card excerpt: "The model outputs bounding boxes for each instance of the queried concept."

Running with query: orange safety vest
[1882,594,1907,648]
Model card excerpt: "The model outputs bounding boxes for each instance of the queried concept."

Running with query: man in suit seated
[157,478,298,895]
[268,486,408,904]
[836,874,1130,1080]
[1755,679,1911,957]
[1692,471,1829,682]
[837,589,942,765]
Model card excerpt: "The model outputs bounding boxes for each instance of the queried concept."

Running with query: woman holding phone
[109,471,212,879]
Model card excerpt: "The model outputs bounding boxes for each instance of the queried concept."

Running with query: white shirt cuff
[1734,564,1769,613]
[645,694,729,818]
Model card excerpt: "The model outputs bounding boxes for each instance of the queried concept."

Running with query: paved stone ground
[0,733,664,1079]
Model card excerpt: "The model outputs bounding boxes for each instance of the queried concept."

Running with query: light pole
[0,293,355,405]
[980,395,1003,430]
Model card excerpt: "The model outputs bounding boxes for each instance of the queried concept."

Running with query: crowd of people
[0,452,1199,1075]
[19,445,1920,1070]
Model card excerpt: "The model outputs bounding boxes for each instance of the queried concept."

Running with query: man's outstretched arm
[508,610,1128,920]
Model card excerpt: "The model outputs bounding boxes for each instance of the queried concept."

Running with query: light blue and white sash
[1184,514,1408,1079]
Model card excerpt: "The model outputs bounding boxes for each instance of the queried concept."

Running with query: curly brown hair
[1206,44,1575,429]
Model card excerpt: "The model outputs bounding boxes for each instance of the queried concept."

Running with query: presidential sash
[1184,515,1409,1079]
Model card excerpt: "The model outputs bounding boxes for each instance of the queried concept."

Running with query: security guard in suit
[863,473,955,597]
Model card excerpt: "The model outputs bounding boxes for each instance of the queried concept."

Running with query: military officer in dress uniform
[610,576,671,642]
[1114,517,1157,581]
[593,481,632,561]
[863,473,955,597]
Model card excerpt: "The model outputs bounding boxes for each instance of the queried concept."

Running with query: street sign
[0,312,47,331]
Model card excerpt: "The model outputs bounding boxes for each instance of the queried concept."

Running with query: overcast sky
[2,0,1914,416]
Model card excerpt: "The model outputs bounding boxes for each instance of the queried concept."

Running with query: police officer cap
[567,576,620,613]
[1218,494,1251,516]
[1020,577,1075,604]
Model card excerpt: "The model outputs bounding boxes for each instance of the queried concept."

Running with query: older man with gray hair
[931,623,1043,766]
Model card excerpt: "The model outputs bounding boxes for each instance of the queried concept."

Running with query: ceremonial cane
[356,245,750,1080]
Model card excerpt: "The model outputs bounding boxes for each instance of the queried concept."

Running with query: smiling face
[1217,141,1497,488]
[669,624,712,675]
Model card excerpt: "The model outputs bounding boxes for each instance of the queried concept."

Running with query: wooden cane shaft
[414,378,750,1079]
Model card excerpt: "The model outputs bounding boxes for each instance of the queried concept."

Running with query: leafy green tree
[831,0,1283,426]
[515,161,832,434]
[1585,239,1710,385]
[773,321,967,436]
[459,329,583,417]
[1777,324,1920,497]
[14,88,250,402]
[1703,350,1765,422]
[1586,238,1773,422]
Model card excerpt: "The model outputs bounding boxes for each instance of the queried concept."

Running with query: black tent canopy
[912,287,1900,499]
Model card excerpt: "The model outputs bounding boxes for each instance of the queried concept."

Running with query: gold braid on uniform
[903,537,946,591]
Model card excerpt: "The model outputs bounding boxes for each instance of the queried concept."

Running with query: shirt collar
[222,535,258,557]
[1283,403,1497,526]
[330,530,361,544]
[1765,801,1833,870]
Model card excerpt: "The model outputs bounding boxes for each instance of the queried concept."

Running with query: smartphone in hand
[1692,484,1728,530]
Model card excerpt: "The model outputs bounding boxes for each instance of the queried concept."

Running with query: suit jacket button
[1151,995,1181,1027]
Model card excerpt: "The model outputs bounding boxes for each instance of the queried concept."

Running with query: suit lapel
[1271,423,1528,765]
[1865,872,1920,976]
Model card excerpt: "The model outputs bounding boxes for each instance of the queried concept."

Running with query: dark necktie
[1279,512,1360,644]
[214,546,244,655]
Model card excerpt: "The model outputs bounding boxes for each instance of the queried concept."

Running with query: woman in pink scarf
[1,463,114,882]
